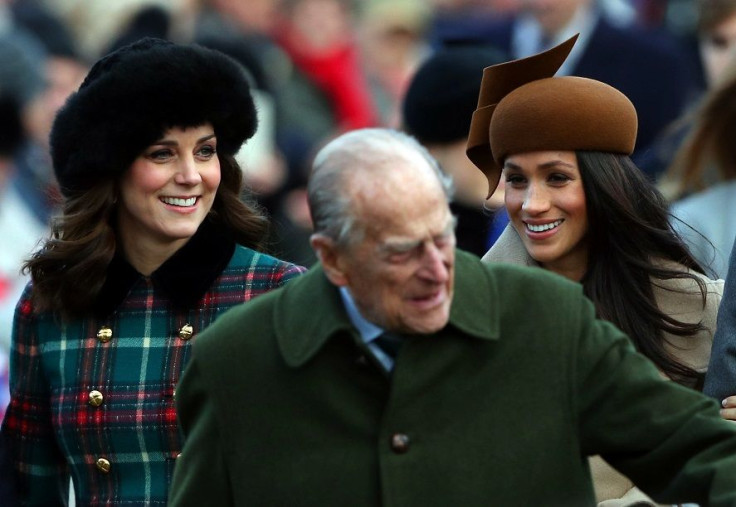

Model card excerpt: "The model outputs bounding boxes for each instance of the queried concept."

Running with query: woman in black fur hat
[1,37,305,505]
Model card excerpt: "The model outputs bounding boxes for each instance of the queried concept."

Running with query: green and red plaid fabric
[2,245,304,505]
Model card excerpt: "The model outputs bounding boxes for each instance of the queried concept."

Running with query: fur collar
[94,218,235,318]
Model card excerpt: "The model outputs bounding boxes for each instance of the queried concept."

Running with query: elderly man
[169,128,736,506]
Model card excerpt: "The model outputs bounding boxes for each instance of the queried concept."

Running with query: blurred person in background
[273,0,379,162]
[641,0,736,180]
[357,0,433,128]
[0,87,37,426]
[191,0,293,156]
[0,29,50,413]
[401,45,509,255]
[0,90,25,507]
[0,31,50,503]
[659,54,736,279]
[268,0,381,267]
[40,0,190,61]
[1,38,304,505]
[696,0,736,88]
[9,0,87,225]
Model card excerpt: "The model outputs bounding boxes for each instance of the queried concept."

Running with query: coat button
[390,433,410,454]
[178,324,194,341]
[88,390,104,407]
[96,457,111,473]
[97,326,113,343]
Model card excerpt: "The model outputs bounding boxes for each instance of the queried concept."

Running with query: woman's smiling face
[503,150,589,281]
[117,124,221,255]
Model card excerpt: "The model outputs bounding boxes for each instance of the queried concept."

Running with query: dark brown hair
[578,151,708,388]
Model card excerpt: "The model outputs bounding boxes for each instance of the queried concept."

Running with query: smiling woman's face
[503,150,589,281]
[117,123,221,259]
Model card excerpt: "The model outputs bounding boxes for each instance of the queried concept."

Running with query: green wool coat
[170,251,736,506]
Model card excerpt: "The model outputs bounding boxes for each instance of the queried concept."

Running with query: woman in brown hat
[468,35,727,506]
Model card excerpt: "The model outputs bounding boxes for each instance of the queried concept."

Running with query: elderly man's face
[326,160,456,335]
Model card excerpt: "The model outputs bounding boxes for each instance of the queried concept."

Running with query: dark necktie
[374,332,403,359]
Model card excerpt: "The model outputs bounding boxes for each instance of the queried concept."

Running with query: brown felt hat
[466,34,638,197]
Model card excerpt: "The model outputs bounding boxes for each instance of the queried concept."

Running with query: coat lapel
[274,265,356,368]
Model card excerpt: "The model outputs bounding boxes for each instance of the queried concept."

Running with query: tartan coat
[1,219,305,506]
[169,250,736,507]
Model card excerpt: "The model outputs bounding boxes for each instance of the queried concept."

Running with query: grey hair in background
[307,128,453,248]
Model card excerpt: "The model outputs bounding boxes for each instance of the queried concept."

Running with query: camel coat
[484,225,724,507]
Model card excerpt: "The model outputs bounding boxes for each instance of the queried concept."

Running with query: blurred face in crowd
[700,12,736,86]
[117,124,220,270]
[503,150,588,281]
[314,150,456,334]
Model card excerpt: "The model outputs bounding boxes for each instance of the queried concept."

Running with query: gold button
[178,324,194,341]
[172,389,176,400]
[97,326,112,343]
[96,457,111,473]
[88,390,104,407]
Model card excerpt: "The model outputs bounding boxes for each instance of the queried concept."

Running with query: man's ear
[310,233,348,287]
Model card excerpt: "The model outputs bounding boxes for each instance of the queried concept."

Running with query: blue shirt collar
[339,287,383,344]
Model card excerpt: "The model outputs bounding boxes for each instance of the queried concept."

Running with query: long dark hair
[24,151,269,320]
[577,151,707,387]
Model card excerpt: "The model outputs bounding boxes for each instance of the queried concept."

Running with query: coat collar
[94,218,235,318]
[483,224,537,267]
[275,249,500,368]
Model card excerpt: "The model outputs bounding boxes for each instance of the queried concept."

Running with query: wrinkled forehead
[354,174,454,244]
[351,155,447,209]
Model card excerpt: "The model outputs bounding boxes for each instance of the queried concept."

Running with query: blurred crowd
[1,0,736,422]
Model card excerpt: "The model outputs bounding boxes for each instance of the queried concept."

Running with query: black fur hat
[51,37,257,196]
